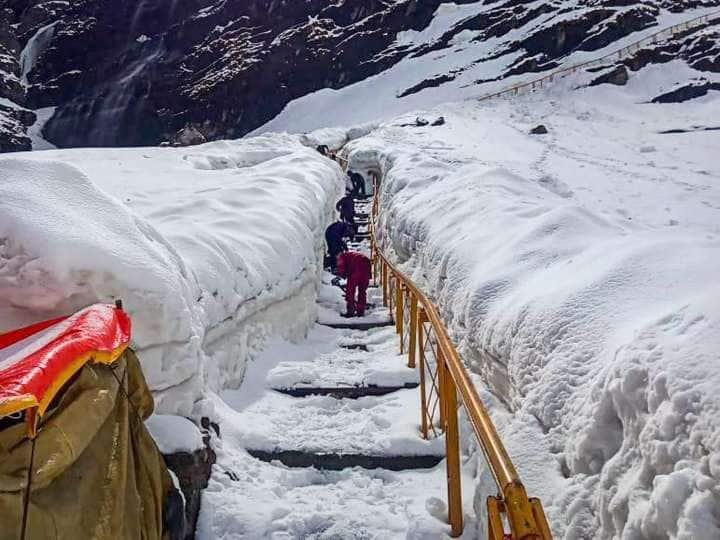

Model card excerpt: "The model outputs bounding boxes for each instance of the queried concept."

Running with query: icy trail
[197,202,478,539]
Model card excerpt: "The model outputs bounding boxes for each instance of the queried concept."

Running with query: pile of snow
[0,134,344,415]
[145,414,205,454]
[341,65,720,538]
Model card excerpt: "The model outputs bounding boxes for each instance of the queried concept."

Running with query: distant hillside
[0,0,718,150]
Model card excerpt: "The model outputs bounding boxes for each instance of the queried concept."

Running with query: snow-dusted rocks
[2,1,719,149]
[0,135,344,415]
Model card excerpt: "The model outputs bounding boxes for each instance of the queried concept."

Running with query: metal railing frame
[475,10,720,102]
[367,173,552,539]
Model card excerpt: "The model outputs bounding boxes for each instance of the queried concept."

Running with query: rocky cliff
[0,0,718,151]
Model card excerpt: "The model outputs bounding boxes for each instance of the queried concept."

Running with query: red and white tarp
[0,304,131,426]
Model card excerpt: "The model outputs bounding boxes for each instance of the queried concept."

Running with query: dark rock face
[0,6,34,151]
[162,419,217,540]
[0,0,718,149]
[2,0,443,148]
[0,102,34,151]
[590,64,630,86]
[621,14,720,74]
[652,79,720,102]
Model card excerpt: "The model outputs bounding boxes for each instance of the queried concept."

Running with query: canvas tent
[0,303,177,539]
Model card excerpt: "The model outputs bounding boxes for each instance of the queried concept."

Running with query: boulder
[530,124,548,135]
[172,125,207,147]
[162,417,217,540]
[589,64,629,86]
[652,80,720,103]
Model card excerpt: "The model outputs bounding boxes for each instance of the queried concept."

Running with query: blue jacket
[326,221,352,244]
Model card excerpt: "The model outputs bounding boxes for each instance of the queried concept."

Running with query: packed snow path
[198,202,465,538]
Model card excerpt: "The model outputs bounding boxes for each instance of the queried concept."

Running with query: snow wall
[343,100,720,537]
[0,135,344,416]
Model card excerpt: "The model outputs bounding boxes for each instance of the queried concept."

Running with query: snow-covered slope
[258,3,720,134]
[339,64,720,538]
[0,135,344,414]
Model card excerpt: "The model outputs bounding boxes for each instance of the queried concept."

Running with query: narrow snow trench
[197,201,477,539]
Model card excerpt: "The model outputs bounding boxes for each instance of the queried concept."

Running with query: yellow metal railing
[367,173,552,539]
[475,9,720,102]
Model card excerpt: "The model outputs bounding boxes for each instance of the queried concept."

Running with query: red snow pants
[337,252,372,316]
[346,271,370,316]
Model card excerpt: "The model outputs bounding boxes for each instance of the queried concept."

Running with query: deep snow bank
[344,68,720,538]
[0,135,344,415]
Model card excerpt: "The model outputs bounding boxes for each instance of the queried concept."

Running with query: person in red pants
[335,251,372,317]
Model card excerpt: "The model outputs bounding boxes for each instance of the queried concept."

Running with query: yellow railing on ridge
[474,9,720,102]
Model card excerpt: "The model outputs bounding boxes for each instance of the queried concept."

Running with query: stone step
[273,382,419,399]
[321,320,393,330]
[266,335,418,394]
[341,343,368,351]
[231,388,444,464]
[247,449,443,471]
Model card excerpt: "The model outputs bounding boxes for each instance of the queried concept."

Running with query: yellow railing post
[382,264,388,307]
[408,294,418,368]
[388,274,395,315]
[442,354,463,537]
[417,308,429,440]
[396,283,404,338]
[436,342,446,429]
[532,498,554,540]
[487,497,505,540]
[370,250,380,287]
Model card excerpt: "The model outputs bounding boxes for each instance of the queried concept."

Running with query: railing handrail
[368,176,551,539]
[473,8,720,103]
[371,244,519,489]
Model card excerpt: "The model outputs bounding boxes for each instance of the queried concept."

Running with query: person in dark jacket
[336,251,372,317]
[325,221,354,271]
[336,194,355,226]
[347,171,366,199]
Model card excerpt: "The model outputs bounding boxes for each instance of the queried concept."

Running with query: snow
[197,305,476,539]
[198,448,476,539]
[266,327,419,390]
[216,286,442,457]
[27,107,57,150]
[19,22,57,85]
[145,414,204,454]
[221,385,443,457]
[1,2,718,537]
[0,135,344,415]
[335,62,720,538]
[252,5,720,136]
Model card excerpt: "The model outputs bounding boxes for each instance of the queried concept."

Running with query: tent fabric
[0,348,173,540]
[0,304,131,428]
